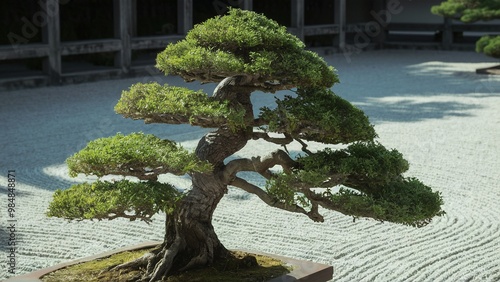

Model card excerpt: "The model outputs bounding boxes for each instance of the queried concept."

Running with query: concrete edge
[4,242,333,282]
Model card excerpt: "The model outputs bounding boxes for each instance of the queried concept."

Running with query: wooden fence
[0,0,497,90]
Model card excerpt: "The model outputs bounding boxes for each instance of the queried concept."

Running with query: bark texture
[115,76,254,281]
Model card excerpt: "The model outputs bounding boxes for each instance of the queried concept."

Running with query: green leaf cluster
[431,0,500,22]
[115,82,246,129]
[476,35,500,58]
[260,88,377,144]
[156,8,338,89]
[266,142,444,226]
[325,179,445,227]
[269,142,409,194]
[67,132,211,177]
[47,180,181,221]
[432,1,500,58]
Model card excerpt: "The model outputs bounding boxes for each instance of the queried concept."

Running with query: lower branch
[230,177,323,222]
[223,149,298,183]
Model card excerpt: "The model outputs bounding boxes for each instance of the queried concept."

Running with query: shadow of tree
[326,50,499,124]
[354,98,482,124]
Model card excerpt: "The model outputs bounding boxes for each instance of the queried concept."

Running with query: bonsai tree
[432,0,500,58]
[47,9,445,282]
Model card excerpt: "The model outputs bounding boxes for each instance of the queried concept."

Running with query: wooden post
[291,0,304,41]
[442,17,453,50]
[114,0,132,74]
[334,0,346,50]
[178,0,193,35]
[131,0,137,37]
[42,0,61,85]
[373,0,387,47]
[241,0,253,10]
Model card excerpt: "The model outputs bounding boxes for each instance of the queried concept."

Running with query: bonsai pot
[5,241,333,282]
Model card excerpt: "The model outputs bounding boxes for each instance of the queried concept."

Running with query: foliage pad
[260,88,377,144]
[156,8,338,89]
[115,82,246,129]
[266,142,444,227]
[47,180,181,222]
[67,132,211,178]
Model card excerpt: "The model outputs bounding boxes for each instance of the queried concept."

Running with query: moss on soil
[41,247,291,282]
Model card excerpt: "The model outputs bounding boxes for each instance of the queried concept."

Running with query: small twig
[295,138,313,155]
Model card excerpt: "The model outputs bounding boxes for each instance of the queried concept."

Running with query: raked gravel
[1,50,499,281]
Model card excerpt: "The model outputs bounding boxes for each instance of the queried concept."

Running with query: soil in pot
[40,247,291,282]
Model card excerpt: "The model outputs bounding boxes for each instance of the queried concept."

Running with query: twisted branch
[223,149,297,182]
[230,177,323,222]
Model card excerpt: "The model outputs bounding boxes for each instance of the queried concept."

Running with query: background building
[1,0,498,90]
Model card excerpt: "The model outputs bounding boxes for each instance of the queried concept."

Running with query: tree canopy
[47,8,445,281]
[432,0,500,58]
[156,8,338,91]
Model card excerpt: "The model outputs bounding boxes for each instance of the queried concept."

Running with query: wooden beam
[334,0,346,49]
[303,25,340,36]
[114,0,132,74]
[291,0,304,41]
[178,0,193,35]
[131,35,184,50]
[61,39,122,56]
[0,44,49,60]
[42,0,61,85]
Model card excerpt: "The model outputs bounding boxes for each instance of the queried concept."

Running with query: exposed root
[146,236,185,282]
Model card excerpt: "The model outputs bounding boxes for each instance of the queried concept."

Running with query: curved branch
[230,177,323,222]
[252,132,294,145]
[295,138,313,155]
[223,149,297,183]
[89,166,184,181]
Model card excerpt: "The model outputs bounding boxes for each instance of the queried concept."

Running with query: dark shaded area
[253,0,291,27]
[346,0,374,24]
[59,0,114,42]
[0,0,42,44]
[136,0,178,36]
[304,0,334,25]
[193,0,240,25]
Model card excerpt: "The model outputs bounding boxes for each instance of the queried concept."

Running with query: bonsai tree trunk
[144,172,230,281]
[118,77,254,282]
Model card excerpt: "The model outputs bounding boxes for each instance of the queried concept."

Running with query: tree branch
[252,132,294,145]
[223,149,297,183]
[229,177,323,222]
[295,138,313,155]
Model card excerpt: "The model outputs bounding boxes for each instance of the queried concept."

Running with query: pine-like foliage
[48,9,445,231]
[432,0,500,58]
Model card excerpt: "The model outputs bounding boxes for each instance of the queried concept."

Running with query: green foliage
[115,82,246,129]
[264,142,445,226]
[432,0,500,58]
[47,180,182,222]
[432,0,500,22]
[67,132,211,178]
[156,8,338,89]
[260,88,377,144]
[187,7,304,53]
[476,35,500,58]
[328,142,409,192]
[324,178,445,227]
[270,142,409,195]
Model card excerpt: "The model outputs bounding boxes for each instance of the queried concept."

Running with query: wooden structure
[1,0,498,90]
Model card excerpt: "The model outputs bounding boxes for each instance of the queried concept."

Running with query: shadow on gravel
[327,50,499,124]
[354,99,483,123]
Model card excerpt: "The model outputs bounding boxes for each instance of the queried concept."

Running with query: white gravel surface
[1,50,499,281]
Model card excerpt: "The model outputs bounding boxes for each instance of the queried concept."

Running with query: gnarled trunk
[116,77,254,282]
